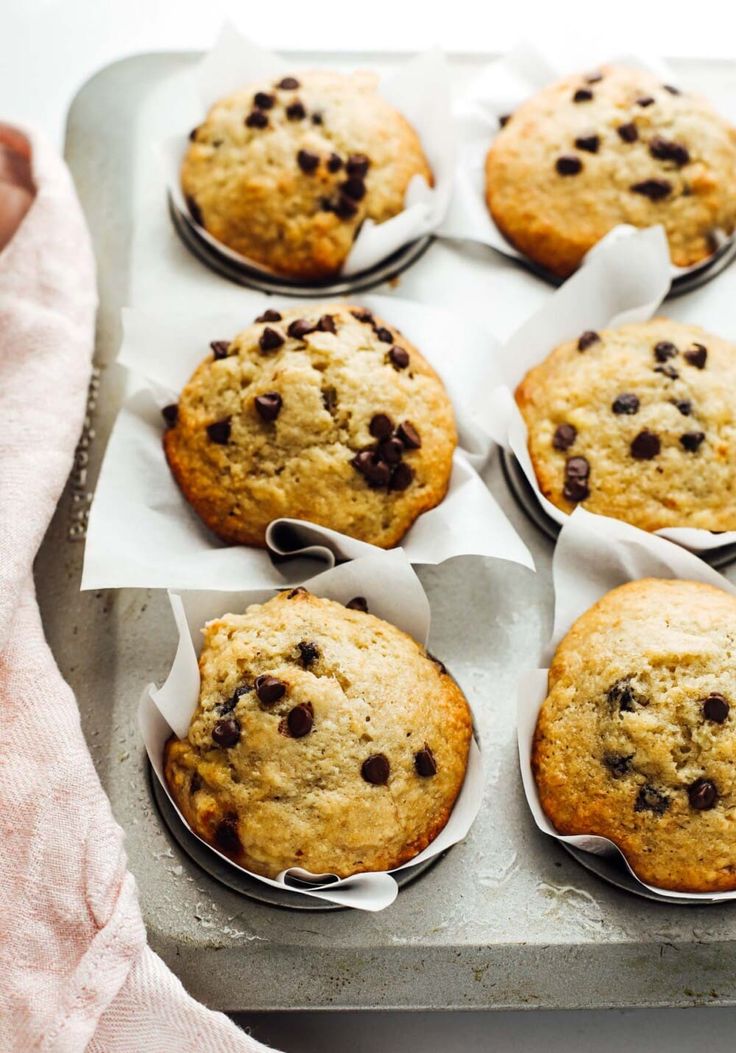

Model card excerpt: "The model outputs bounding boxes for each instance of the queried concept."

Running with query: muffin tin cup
[81,294,532,592]
[438,39,736,294]
[517,508,736,905]
[138,548,485,912]
[163,24,456,297]
[473,226,736,564]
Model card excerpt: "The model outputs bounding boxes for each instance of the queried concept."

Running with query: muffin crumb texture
[533,578,736,893]
[486,65,736,275]
[164,589,472,878]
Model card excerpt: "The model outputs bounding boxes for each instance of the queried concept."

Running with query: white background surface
[5,1,736,1049]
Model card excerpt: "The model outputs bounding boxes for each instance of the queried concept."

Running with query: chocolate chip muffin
[515,318,736,532]
[163,304,456,548]
[486,65,736,276]
[533,578,736,893]
[181,70,432,279]
[163,587,472,879]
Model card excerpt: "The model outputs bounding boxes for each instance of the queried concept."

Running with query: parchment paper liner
[164,23,455,281]
[438,39,736,281]
[518,507,736,903]
[82,291,532,591]
[139,548,484,911]
[469,225,736,556]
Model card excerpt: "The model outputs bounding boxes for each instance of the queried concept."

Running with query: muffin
[515,318,736,533]
[163,587,472,879]
[486,64,736,277]
[533,578,736,893]
[162,303,457,548]
[181,70,432,279]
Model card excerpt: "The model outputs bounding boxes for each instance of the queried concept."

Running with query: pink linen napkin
[0,129,276,1053]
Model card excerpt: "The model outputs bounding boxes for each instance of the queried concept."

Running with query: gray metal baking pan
[36,50,736,1014]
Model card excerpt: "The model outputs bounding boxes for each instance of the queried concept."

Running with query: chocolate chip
[254,91,275,110]
[553,423,577,450]
[287,587,307,598]
[351,449,392,488]
[397,421,421,450]
[389,462,414,492]
[369,413,394,440]
[335,193,358,219]
[254,392,282,422]
[498,114,511,128]
[190,771,202,793]
[254,675,286,706]
[556,155,583,175]
[218,684,249,715]
[245,110,269,129]
[577,330,600,351]
[684,343,707,369]
[664,84,681,95]
[346,153,370,178]
[311,112,323,125]
[297,640,320,667]
[346,596,368,612]
[327,153,343,173]
[375,327,394,344]
[256,309,282,323]
[297,149,319,173]
[215,814,241,852]
[259,326,284,352]
[607,677,641,711]
[585,71,604,84]
[563,456,590,502]
[617,122,639,143]
[703,693,730,723]
[185,195,203,225]
[654,364,679,380]
[573,88,594,102]
[388,346,409,370]
[649,136,690,166]
[351,308,374,324]
[630,179,672,201]
[286,100,306,121]
[636,96,655,107]
[322,386,338,413]
[688,778,717,810]
[415,747,437,777]
[378,436,404,464]
[206,418,231,444]
[575,134,600,153]
[210,340,230,360]
[612,393,640,415]
[630,430,660,459]
[341,176,366,201]
[161,403,178,427]
[212,718,240,748]
[287,318,315,339]
[654,341,678,361]
[635,784,669,815]
[317,314,337,333]
[189,127,199,142]
[277,76,300,90]
[673,399,693,416]
[427,652,447,674]
[287,704,313,738]
[604,753,633,778]
[361,753,390,785]
[680,431,705,452]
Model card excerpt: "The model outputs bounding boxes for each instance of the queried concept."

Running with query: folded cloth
[0,129,276,1053]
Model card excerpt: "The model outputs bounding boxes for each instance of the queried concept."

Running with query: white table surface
[5,1,736,1048]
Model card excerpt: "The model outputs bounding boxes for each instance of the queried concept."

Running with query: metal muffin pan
[39,50,736,1013]
[500,448,736,570]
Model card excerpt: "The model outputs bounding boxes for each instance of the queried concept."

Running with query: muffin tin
[42,48,736,1012]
